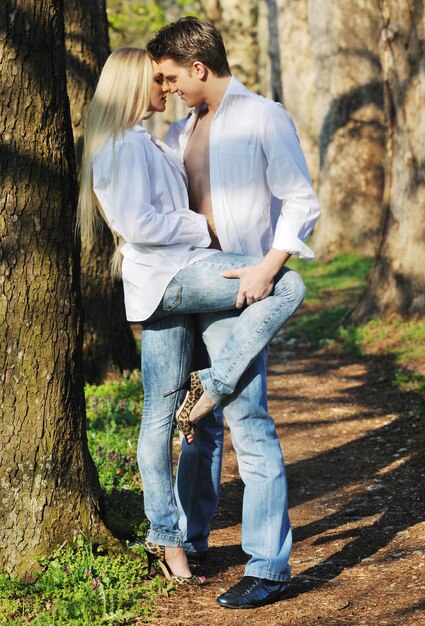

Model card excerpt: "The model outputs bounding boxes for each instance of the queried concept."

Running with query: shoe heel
[144,541,165,575]
[146,550,156,575]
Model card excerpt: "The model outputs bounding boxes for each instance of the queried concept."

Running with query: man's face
[158,58,205,108]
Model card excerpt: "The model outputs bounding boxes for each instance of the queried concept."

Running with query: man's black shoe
[186,550,208,564]
[217,576,288,609]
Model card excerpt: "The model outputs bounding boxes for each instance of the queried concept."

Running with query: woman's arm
[93,137,211,247]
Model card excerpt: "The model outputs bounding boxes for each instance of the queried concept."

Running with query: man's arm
[264,103,320,257]
[222,103,319,307]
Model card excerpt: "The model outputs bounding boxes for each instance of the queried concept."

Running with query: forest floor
[148,329,425,625]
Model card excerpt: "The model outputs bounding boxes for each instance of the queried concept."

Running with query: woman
[78,48,305,583]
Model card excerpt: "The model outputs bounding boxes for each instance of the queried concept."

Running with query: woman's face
[148,61,169,112]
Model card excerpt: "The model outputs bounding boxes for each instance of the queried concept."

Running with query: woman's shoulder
[116,126,151,150]
[94,127,151,163]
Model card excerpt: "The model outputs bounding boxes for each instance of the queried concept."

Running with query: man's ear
[192,61,208,80]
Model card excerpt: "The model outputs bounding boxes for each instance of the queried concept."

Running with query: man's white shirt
[166,77,320,259]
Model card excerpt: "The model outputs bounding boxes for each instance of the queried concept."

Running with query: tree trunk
[273,0,319,186]
[64,0,110,163]
[309,0,386,259]
[352,0,425,318]
[200,0,260,92]
[264,0,283,102]
[64,0,139,383]
[0,0,115,578]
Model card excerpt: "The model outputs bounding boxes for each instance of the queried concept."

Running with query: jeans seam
[167,314,193,520]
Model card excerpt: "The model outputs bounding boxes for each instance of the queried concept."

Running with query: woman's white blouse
[92,124,216,321]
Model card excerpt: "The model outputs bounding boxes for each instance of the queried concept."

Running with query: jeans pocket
[161,278,183,311]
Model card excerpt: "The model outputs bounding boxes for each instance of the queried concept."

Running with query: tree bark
[264,0,283,102]
[0,0,115,578]
[200,0,260,92]
[273,0,319,185]
[352,0,425,318]
[309,0,386,259]
[64,0,139,383]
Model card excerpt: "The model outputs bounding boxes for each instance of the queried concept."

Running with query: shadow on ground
[214,349,424,597]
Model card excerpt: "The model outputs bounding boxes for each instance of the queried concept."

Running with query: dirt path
[148,341,425,626]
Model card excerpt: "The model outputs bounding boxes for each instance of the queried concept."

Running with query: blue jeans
[138,253,304,579]
[177,313,291,582]
[148,254,305,406]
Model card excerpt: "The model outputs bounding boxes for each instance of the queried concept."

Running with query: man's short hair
[147,16,231,77]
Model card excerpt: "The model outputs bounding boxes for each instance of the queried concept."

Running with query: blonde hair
[77,47,153,276]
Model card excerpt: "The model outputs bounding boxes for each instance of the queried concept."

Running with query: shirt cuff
[272,224,315,260]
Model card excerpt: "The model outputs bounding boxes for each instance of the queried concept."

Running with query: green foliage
[85,370,147,539]
[280,252,424,393]
[339,316,425,392]
[284,252,374,345]
[85,370,142,493]
[107,0,200,48]
[288,252,373,305]
[0,534,162,625]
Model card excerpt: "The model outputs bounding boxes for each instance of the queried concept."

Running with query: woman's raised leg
[155,253,305,415]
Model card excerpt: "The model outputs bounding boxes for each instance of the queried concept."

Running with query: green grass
[0,534,164,625]
[85,370,146,539]
[284,252,374,345]
[281,252,425,392]
[289,251,374,305]
[339,315,425,391]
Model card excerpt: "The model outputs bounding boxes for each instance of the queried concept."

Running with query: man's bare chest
[183,114,212,177]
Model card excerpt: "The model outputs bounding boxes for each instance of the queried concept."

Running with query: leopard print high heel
[164,371,206,444]
[144,541,206,586]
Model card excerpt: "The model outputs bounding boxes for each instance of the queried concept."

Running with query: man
[147,17,320,609]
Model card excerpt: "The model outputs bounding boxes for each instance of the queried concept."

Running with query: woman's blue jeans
[138,253,305,580]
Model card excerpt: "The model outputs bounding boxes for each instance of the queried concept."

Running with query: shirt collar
[222,76,251,100]
[187,76,250,120]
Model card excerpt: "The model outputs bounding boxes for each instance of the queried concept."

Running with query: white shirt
[166,77,320,259]
[92,125,216,321]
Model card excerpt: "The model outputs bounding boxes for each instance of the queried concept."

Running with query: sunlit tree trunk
[65,0,139,383]
[353,0,425,318]
[0,0,115,578]
[309,0,386,259]
[257,0,272,99]
[264,0,283,102]
[200,0,260,92]
[273,0,319,185]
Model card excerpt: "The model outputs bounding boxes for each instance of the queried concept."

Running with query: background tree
[0,0,114,577]
[309,0,386,259]
[263,0,283,102]
[65,0,139,383]
[353,0,425,318]
[199,0,260,92]
[271,0,318,185]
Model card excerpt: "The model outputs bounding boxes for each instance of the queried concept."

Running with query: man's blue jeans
[138,253,303,581]
[176,313,292,582]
